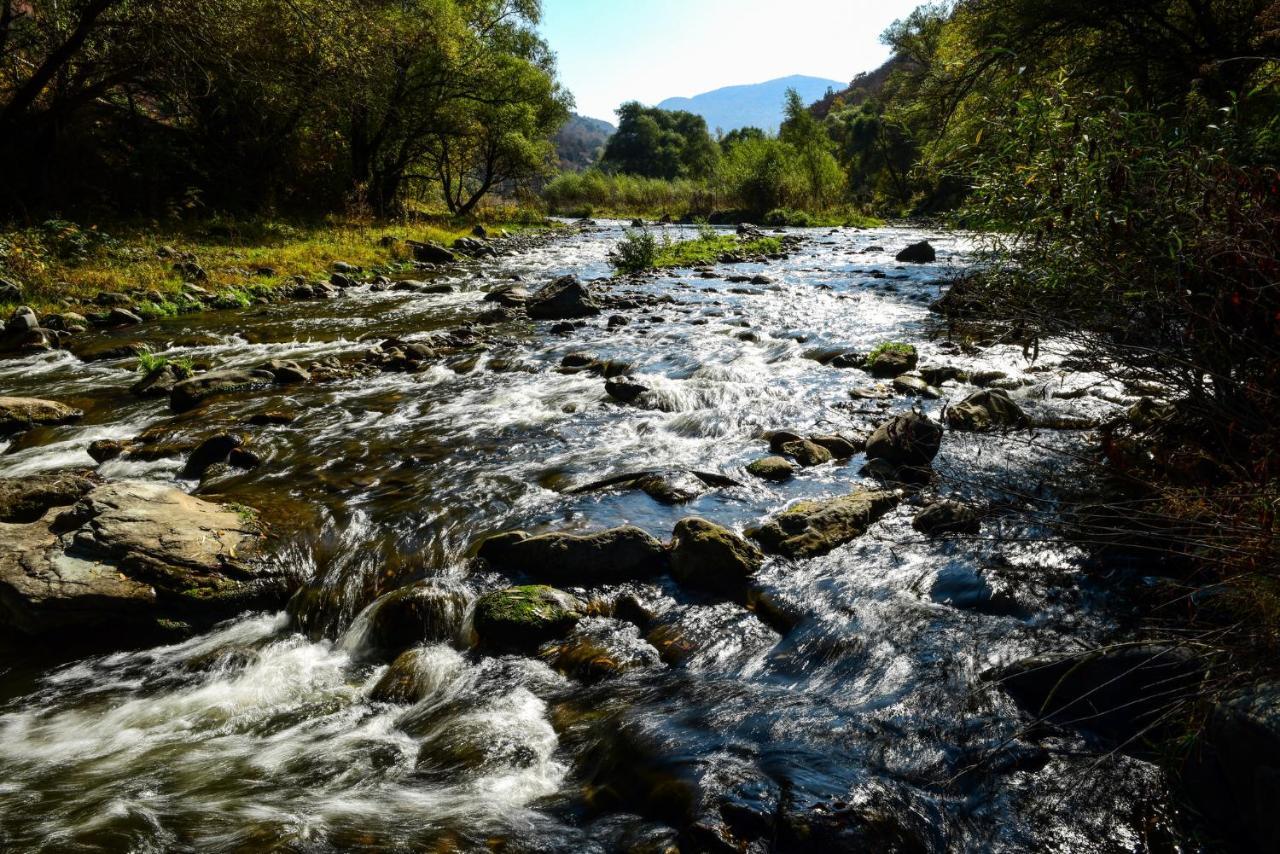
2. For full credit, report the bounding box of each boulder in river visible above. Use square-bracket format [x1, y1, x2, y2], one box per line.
[406, 240, 457, 264]
[605, 376, 648, 403]
[477, 526, 668, 585]
[984, 643, 1205, 743]
[0, 481, 289, 642]
[748, 489, 900, 558]
[526, 275, 600, 320]
[357, 580, 472, 659]
[169, 368, 275, 412]
[746, 456, 795, 481]
[777, 438, 832, 467]
[865, 343, 918, 377]
[945, 388, 1029, 432]
[865, 411, 943, 469]
[130, 363, 187, 399]
[472, 585, 584, 653]
[0, 396, 82, 436]
[895, 241, 936, 263]
[483, 283, 529, 308]
[809, 433, 864, 458]
[912, 499, 980, 537]
[669, 517, 764, 592]
[181, 432, 246, 478]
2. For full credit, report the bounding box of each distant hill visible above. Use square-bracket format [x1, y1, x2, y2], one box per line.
[555, 114, 615, 172]
[810, 57, 907, 118]
[657, 74, 843, 133]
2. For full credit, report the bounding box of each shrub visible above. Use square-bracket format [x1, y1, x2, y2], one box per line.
[612, 229, 658, 272]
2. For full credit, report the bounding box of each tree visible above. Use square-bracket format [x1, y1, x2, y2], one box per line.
[600, 103, 719, 179]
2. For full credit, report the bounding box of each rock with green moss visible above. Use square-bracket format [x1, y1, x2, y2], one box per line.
[473, 585, 584, 653]
[746, 456, 795, 481]
[476, 526, 667, 585]
[169, 368, 275, 413]
[748, 489, 900, 559]
[0, 396, 82, 437]
[669, 517, 764, 592]
[865, 342, 918, 378]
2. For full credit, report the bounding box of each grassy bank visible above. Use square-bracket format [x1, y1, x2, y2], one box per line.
[612, 228, 785, 273]
[0, 214, 550, 314]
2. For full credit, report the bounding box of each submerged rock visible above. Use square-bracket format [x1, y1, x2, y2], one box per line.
[478, 526, 668, 585]
[913, 499, 980, 537]
[0, 396, 82, 436]
[945, 389, 1029, 432]
[543, 616, 661, 682]
[526, 275, 600, 320]
[0, 481, 288, 642]
[169, 368, 275, 412]
[472, 585, 584, 652]
[604, 376, 648, 403]
[748, 489, 899, 558]
[669, 517, 764, 592]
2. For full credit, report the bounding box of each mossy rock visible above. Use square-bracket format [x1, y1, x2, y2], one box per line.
[746, 456, 794, 481]
[473, 585, 584, 653]
[865, 342, 918, 378]
[669, 517, 764, 592]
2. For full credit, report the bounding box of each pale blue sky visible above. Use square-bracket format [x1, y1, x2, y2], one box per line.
[539, 0, 925, 122]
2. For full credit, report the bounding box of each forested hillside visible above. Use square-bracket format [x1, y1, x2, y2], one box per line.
[553, 114, 615, 172]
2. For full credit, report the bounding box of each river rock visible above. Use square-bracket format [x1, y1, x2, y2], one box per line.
[866, 343, 918, 377]
[368, 646, 460, 704]
[669, 517, 764, 592]
[605, 376, 648, 403]
[895, 241, 936, 263]
[913, 499, 980, 536]
[865, 411, 943, 468]
[477, 526, 668, 585]
[544, 616, 661, 682]
[107, 307, 143, 326]
[1183, 682, 1280, 852]
[0, 481, 287, 641]
[406, 241, 457, 263]
[7, 305, 39, 333]
[263, 359, 310, 384]
[181, 432, 245, 478]
[472, 585, 584, 652]
[88, 438, 134, 463]
[358, 580, 472, 659]
[526, 275, 600, 319]
[778, 438, 833, 467]
[748, 489, 900, 558]
[945, 389, 1029, 431]
[0, 472, 96, 523]
[169, 368, 275, 412]
[0, 396, 83, 436]
[809, 433, 864, 458]
[893, 374, 941, 398]
[746, 456, 795, 481]
[130, 363, 186, 398]
[484, 283, 529, 307]
[984, 643, 1205, 742]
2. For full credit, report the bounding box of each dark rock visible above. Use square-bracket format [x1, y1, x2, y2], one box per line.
[181, 432, 244, 478]
[130, 363, 185, 399]
[945, 389, 1029, 431]
[406, 241, 457, 264]
[0, 396, 82, 436]
[778, 438, 833, 467]
[169, 369, 275, 412]
[913, 500, 980, 536]
[809, 433, 863, 458]
[94, 292, 134, 308]
[748, 489, 900, 558]
[829, 352, 865, 369]
[358, 580, 472, 659]
[919, 365, 962, 386]
[526, 275, 600, 320]
[246, 410, 295, 426]
[472, 224, 489, 238]
[895, 241, 936, 263]
[865, 412, 942, 469]
[477, 526, 668, 585]
[483, 283, 529, 307]
[746, 456, 795, 481]
[88, 438, 133, 463]
[669, 518, 764, 592]
[544, 617, 661, 682]
[263, 359, 310, 384]
[0, 279, 21, 304]
[605, 376, 649, 403]
[1183, 682, 1280, 852]
[7, 306, 39, 333]
[607, 314, 629, 328]
[472, 585, 584, 652]
[984, 644, 1205, 743]
[0, 472, 96, 523]
[549, 321, 576, 335]
[227, 448, 260, 470]
[892, 374, 941, 398]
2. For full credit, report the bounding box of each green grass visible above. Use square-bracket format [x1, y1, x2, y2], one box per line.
[136, 349, 194, 375]
[0, 213, 550, 314]
[868, 342, 917, 360]
[611, 229, 786, 272]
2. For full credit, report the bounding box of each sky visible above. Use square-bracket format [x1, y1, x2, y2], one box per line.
[538, 0, 925, 123]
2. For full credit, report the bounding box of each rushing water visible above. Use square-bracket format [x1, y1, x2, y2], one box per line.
[0, 222, 1183, 851]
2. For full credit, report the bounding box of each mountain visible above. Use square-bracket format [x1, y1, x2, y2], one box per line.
[555, 114, 615, 172]
[656, 74, 843, 133]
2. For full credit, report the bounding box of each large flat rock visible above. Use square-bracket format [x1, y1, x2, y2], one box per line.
[0, 481, 291, 642]
[0, 396, 82, 436]
[748, 489, 900, 559]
